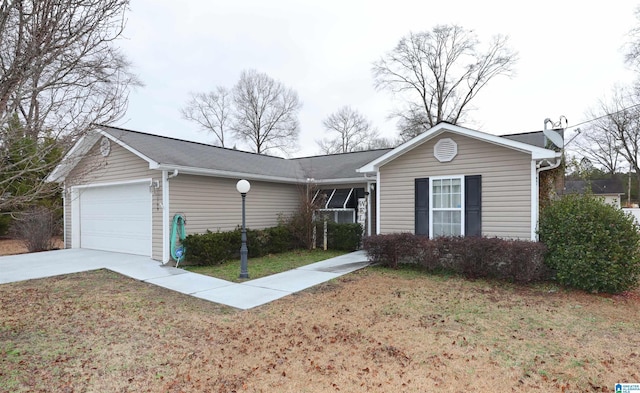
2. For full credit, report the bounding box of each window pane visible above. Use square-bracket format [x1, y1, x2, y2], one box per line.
[337, 210, 354, 224]
[451, 223, 461, 236]
[452, 211, 461, 225]
[433, 194, 442, 208]
[452, 193, 461, 208]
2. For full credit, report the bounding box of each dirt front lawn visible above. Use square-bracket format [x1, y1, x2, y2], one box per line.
[1, 267, 639, 392]
[0, 237, 64, 256]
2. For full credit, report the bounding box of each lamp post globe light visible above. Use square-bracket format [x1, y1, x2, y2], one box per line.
[236, 179, 251, 278]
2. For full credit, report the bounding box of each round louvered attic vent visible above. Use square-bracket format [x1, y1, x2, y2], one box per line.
[434, 138, 457, 162]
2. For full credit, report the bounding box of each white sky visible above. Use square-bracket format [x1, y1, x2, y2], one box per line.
[117, 0, 639, 157]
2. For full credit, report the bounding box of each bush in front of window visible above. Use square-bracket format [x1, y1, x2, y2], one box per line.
[363, 234, 549, 283]
[314, 222, 363, 251]
[538, 193, 640, 293]
[325, 222, 363, 251]
[362, 232, 421, 269]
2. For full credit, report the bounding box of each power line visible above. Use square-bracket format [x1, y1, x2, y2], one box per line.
[566, 103, 640, 130]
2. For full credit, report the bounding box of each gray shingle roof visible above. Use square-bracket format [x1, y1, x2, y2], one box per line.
[100, 126, 389, 182]
[501, 129, 564, 149]
[293, 149, 392, 181]
[564, 179, 625, 195]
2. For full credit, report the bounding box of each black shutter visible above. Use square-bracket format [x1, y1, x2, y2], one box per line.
[415, 178, 429, 236]
[465, 175, 482, 237]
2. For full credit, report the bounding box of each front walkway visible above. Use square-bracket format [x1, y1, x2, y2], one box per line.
[0, 249, 370, 309]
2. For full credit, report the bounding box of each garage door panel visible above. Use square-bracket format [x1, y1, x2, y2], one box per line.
[79, 183, 151, 256]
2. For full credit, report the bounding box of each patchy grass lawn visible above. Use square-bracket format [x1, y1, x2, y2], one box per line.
[184, 249, 348, 282]
[1, 265, 639, 392]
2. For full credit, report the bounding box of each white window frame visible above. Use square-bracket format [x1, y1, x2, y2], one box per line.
[317, 208, 356, 224]
[429, 175, 465, 238]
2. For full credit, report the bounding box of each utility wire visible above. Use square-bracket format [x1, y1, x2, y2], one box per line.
[566, 103, 640, 130]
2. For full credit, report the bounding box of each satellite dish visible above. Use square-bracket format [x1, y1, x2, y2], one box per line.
[543, 117, 564, 149]
[543, 128, 564, 149]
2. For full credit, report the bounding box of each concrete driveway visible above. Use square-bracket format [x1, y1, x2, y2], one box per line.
[0, 249, 370, 310]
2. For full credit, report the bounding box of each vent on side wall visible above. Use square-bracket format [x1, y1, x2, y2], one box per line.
[434, 138, 457, 162]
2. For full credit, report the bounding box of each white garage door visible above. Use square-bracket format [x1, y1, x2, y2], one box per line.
[79, 182, 151, 256]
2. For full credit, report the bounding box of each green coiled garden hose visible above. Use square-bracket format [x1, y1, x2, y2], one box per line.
[171, 213, 186, 267]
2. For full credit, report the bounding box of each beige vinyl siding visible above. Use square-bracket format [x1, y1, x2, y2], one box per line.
[64, 142, 163, 260]
[169, 175, 300, 234]
[379, 132, 532, 239]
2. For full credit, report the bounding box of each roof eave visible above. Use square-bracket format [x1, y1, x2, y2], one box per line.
[311, 177, 372, 185]
[100, 128, 159, 167]
[46, 132, 101, 183]
[155, 164, 302, 184]
[47, 127, 161, 183]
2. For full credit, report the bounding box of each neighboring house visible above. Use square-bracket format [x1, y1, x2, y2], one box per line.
[48, 122, 562, 263]
[563, 179, 625, 208]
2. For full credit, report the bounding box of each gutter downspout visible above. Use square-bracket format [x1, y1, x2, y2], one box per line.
[376, 170, 381, 235]
[532, 157, 562, 240]
[162, 169, 179, 263]
[62, 182, 67, 249]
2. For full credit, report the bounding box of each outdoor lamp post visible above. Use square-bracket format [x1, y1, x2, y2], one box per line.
[236, 179, 251, 278]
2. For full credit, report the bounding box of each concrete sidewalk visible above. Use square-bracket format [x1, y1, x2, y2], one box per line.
[0, 249, 370, 310]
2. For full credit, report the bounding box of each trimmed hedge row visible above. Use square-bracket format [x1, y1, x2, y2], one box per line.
[315, 222, 363, 251]
[363, 234, 549, 283]
[183, 222, 362, 266]
[181, 225, 297, 266]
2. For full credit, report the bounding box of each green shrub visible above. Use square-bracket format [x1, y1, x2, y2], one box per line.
[182, 229, 241, 266]
[326, 222, 362, 251]
[363, 234, 549, 282]
[263, 225, 296, 254]
[182, 224, 297, 266]
[538, 193, 640, 293]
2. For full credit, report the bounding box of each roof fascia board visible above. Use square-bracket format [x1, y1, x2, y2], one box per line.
[357, 123, 559, 173]
[99, 128, 159, 169]
[155, 164, 372, 185]
[311, 177, 370, 185]
[46, 132, 101, 182]
[155, 164, 302, 184]
[47, 127, 160, 182]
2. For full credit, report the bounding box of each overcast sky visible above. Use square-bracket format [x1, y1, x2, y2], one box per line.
[117, 0, 639, 157]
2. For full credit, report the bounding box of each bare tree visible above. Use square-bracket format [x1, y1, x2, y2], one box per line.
[625, 6, 640, 72]
[181, 87, 232, 147]
[0, 0, 140, 211]
[580, 86, 640, 195]
[232, 69, 301, 155]
[372, 25, 517, 140]
[574, 120, 621, 175]
[394, 105, 431, 142]
[317, 106, 380, 154]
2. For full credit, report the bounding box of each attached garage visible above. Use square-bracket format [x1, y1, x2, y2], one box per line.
[49, 126, 391, 262]
[72, 181, 152, 256]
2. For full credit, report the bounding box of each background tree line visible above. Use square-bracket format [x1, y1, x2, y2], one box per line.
[6, 0, 640, 229]
[566, 8, 640, 205]
[0, 0, 139, 212]
[184, 24, 518, 155]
